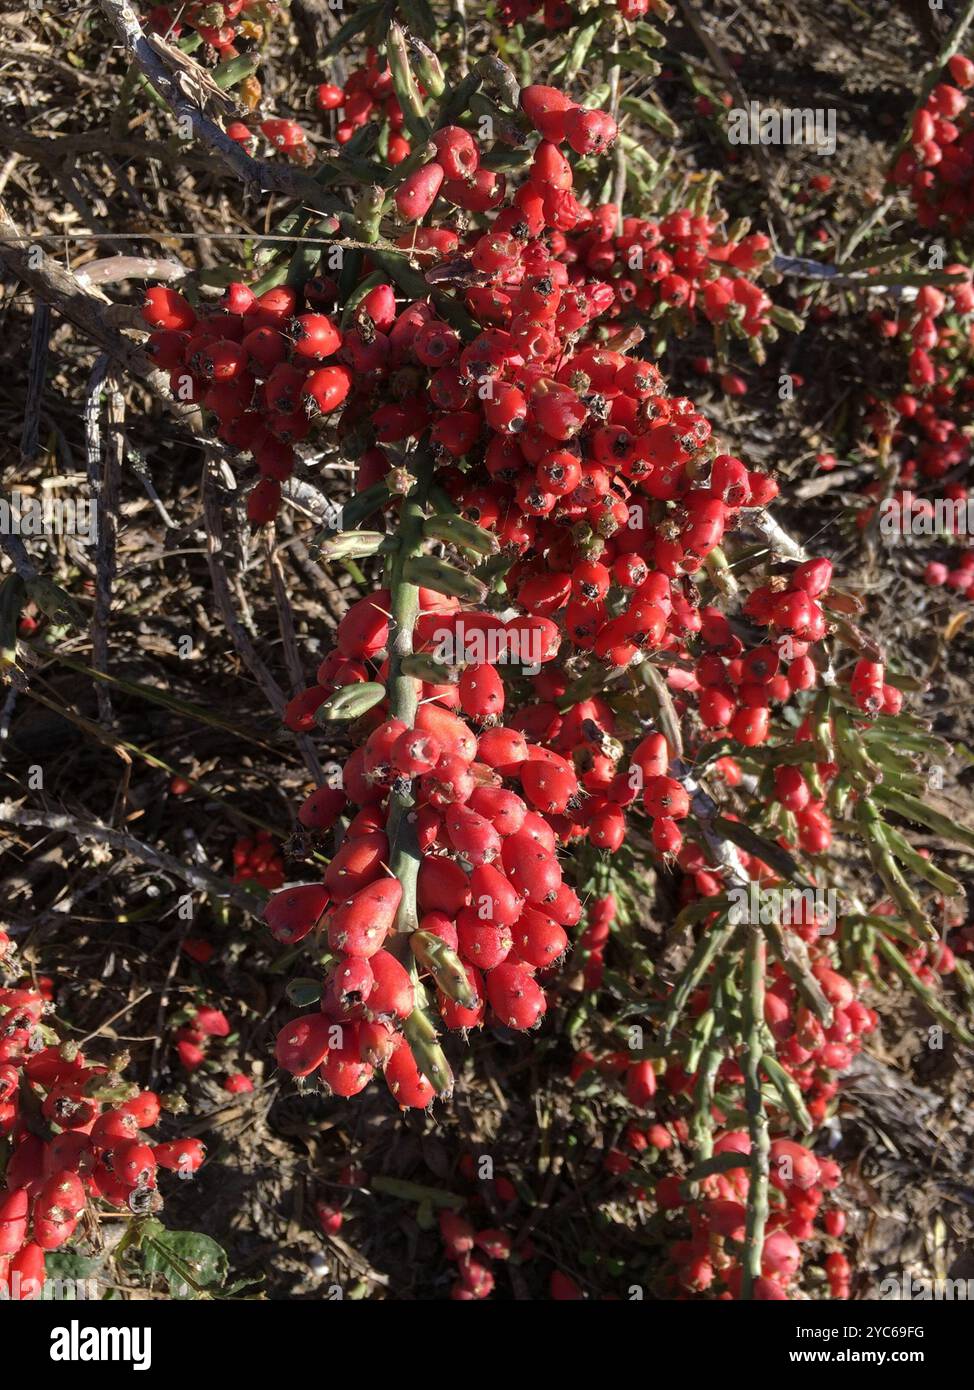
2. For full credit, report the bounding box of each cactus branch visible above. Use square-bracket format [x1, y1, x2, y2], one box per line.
[740, 925, 770, 1299]
[372, 449, 454, 1096]
[384, 455, 432, 935]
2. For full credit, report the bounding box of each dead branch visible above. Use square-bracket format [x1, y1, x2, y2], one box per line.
[0, 803, 263, 916]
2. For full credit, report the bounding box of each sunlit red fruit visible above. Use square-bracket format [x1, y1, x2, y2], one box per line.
[0, 983, 198, 1300]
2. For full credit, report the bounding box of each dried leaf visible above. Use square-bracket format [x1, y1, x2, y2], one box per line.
[145, 33, 240, 119]
[943, 608, 969, 643]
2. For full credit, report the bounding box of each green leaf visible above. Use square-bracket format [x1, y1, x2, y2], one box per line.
[550, 18, 600, 84]
[620, 95, 680, 141]
[315, 680, 387, 724]
[761, 1054, 813, 1133]
[614, 51, 663, 79]
[370, 1175, 467, 1209]
[26, 577, 85, 630]
[633, 22, 667, 48]
[142, 1230, 229, 1299]
[875, 785, 974, 851]
[0, 573, 26, 667]
[43, 1252, 106, 1299]
[286, 978, 323, 1007]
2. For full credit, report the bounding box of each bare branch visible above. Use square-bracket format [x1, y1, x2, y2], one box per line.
[0, 803, 263, 916]
[84, 358, 123, 725]
[77, 256, 190, 288]
[19, 299, 50, 463]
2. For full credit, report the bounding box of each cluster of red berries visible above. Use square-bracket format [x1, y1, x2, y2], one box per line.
[721, 906, 873, 1093]
[868, 898, 961, 979]
[845, 657, 900, 717]
[144, 0, 271, 56]
[719, 750, 836, 857]
[265, 558, 857, 1114]
[0, 983, 203, 1300]
[866, 273, 974, 437]
[571, 1044, 855, 1298]
[313, 1155, 585, 1298]
[428, 1155, 591, 1300]
[924, 548, 974, 599]
[438, 1208, 515, 1300]
[172, 1002, 231, 1072]
[900, 935, 958, 981]
[228, 116, 312, 164]
[141, 279, 349, 524]
[946, 899, 974, 958]
[655, 1132, 848, 1298]
[568, 207, 775, 347]
[145, 2, 311, 161]
[857, 272, 974, 581]
[316, 53, 410, 163]
[232, 829, 285, 889]
[891, 55, 974, 231]
[380, 86, 617, 241]
[672, 872, 875, 1111]
[143, 76, 784, 524]
[251, 78, 889, 1120]
[567, 810, 877, 1298]
[133, 44, 963, 1302]
[269, 586, 585, 1108]
[650, 553, 835, 735]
